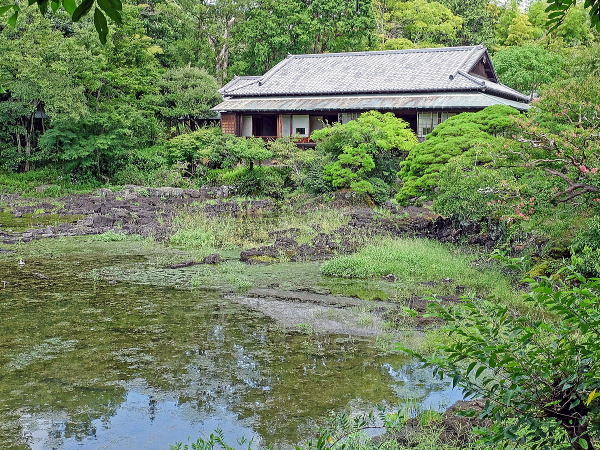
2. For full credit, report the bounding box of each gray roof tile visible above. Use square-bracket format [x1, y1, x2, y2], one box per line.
[221, 46, 529, 102]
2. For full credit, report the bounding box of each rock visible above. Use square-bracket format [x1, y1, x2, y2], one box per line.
[32, 272, 49, 279]
[91, 214, 115, 228]
[154, 187, 184, 198]
[382, 274, 398, 282]
[95, 188, 113, 198]
[168, 261, 200, 269]
[202, 253, 222, 264]
[200, 185, 237, 199]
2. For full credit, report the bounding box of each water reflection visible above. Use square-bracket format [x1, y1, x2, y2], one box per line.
[0, 253, 461, 449]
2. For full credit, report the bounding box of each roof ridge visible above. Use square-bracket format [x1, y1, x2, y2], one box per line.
[449, 45, 484, 80]
[286, 45, 480, 59]
[456, 70, 486, 87]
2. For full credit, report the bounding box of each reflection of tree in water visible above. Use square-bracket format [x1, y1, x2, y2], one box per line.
[0, 255, 454, 448]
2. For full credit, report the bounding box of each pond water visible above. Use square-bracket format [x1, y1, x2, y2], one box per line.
[0, 249, 462, 449]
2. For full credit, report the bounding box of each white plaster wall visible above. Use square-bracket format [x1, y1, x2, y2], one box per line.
[292, 115, 309, 137]
[281, 115, 292, 137]
[241, 115, 253, 137]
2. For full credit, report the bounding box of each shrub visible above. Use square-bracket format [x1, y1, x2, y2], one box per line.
[218, 166, 287, 198]
[367, 177, 391, 204]
[397, 105, 520, 204]
[165, 127, 232, 176]
[572, 217, 600, 253]
[300, 153, 336, 195]
[224, 136, 273, 170]
[406, 271, 600, 449]
[112, 145, 169, 186]
[312, 111, 417, 196]
[270, 139, 335, 193]
[570, 217, 600, 277]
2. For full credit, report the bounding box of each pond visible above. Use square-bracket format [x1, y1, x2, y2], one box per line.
[0, 247, 462, 449]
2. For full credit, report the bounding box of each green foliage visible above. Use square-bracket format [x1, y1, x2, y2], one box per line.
[545, 0, 600, 34]
[570, 217, 600, 277]
[271, 139, 335, 193]
[516, 76, 600, 205]
[313, 111, 417, 197]
[406, 271, 600, 449]
[224, 136, 273, 170]
[397, 105, 520, 204]
[324, 144, 376, 193]
[165, 127, 231, 176]
[219, 166, 287, 198]
[320, 237, 519, 304]
[504, 12, 536, 45]
[156, 66, 222, 128]
[231, 0, 377, 76]
[383, 0, 464, 46]
[493, 45, 565, 96]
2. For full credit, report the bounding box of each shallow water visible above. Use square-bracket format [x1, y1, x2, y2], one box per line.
[0, 248, 462, 449]
[0, 211, 82, 233]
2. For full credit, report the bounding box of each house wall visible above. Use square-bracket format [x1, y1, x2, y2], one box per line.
[291, 115, 309, 137]
[220, 113, 238, 135]
[281, 115, 292, 136]
[221, 109, 466, 141]
[241, 115, 253, 136]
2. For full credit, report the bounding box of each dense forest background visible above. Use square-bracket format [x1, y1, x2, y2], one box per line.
[0, 0, 597, 182]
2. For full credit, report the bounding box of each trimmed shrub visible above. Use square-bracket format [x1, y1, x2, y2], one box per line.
[312, 111, 417, 195]
[397, 105, 520, 204]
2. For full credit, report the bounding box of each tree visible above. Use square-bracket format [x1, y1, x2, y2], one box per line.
[312, 110, 417, 195]
[230, 0, 314, 76]
[436, 0, 498, 46]
[528, 0, 548, 28]
[492, 45, 565, 97]
[225, 136, 272, 170]
[553, 3, 596, 46]
[157, 66, 222, 134]
[397, 105, 520, 204]
[383, 0, 463, 46]
[307, 0, 377, 53]
[514, 76, 600, 205]
[231, 0, 376, 76]
[546, 0, 600, 33]
[504, 12, 536, 45]
[0, 10, 89, 171]
[37, 5, 165, 180]
[0, 0, 123, 44]
[405, 271, 600, 449]
[495, 0, 518, 44]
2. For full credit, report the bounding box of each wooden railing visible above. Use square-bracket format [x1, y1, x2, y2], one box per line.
[253, 136, 314, 143]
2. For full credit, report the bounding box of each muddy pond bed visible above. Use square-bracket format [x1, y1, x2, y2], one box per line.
[0, 238, 463, 449]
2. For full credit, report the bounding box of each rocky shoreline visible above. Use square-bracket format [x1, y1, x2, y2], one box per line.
[0, 185, 498, 254]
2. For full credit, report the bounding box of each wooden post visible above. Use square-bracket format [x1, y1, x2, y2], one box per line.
[277, 114, 282, 138]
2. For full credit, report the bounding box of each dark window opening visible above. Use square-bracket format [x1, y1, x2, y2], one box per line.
[252, 115, 277, 137]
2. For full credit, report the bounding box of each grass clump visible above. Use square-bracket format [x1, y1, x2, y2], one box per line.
[169, 206, 349, 251]
[321, 238, 519, 305]
[92, 231, 144, 242]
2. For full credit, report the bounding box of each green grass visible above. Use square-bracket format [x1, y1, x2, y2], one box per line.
[321, 237, 521, 306]
[0, 169, 103, 197]
[169, 206, 349, 251]
[92, 231, 144, 242]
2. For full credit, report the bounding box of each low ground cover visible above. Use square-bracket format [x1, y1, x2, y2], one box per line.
[321, 237, 520, 307]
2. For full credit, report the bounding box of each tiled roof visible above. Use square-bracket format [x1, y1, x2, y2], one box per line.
[221, 46, 529, 102]
[213, 92, 530, 113]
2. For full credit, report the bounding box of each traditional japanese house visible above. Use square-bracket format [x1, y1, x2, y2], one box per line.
[212, 45, 530, 143]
